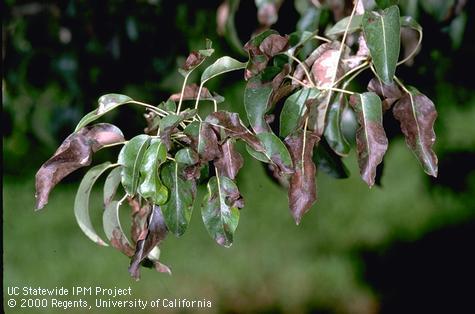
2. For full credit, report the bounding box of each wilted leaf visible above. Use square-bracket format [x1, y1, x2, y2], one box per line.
[201, 175, 243, 247]
[103, 200, 135, 257]
[363, 6, 401, 84]
[201, 56, 247, 84]
[129, 205, 168, 280]
[138, 140, 169, 205]
[324, 98, 351, 156]
[160, 161, 196, 237]
[393, 86, 438, 177]
[179, 41, 215, 76]
[280, 87, 319, 137]
[311, 44, 348, 88]
[168, 84, 224, 103]
[214, 139, 244, 180]
[246, 132, 294, 175]
[244, 29, 278, 79]
[367, 77, 403, 111]
[75, 94, 133, 131]
[244, 76, 273, 133]
[35, 123, 125, 210]
[325, 14, 363, 37]
[158, 109, 197, 149]
[103, 166, 123, 207]
[313, 140, 350, 179]
[146, 246, 172, 275]
[259, 34, 288, 57]
[350, 92, 388, 187]
[285, 130, 319, 225]
[74, 162, 115, 246]
[118, 135, 151, 195]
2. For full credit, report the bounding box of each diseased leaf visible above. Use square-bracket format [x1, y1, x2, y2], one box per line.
[201, 56, 247, 84]
[259, 34, 288, 57]
[280, 87, 319, 137]
[118, 135, 151, 195]
[103, 200, 135, 257]
[367, 77, 403, 111]
[179, 41, 214, 76]
[244, 76, 273, 133]
[103, 166, 123, 207]
[160, 161, 196, 237]
[285, 130, 319, 225]
[244, 29, 278, 79]
[168, 84, 224, 103]
[313, 140, 350, 179]
[324, 98, 351, 156]
[74, 162, 115, 246]
[129, 205, 168, 280]
[393, 86, 438, 177]
[138, 140, 169, 205]
[158, 109, 197, 149]
[145, 245, 172, 275]
[216, 0, 245, 54]
[75, 94, 132, 131]
[175, 148, 200, 165]
[363, 6, 401, 84]
[201, 175, 243, 247]
[246, 132, 294, 175]
[325, 15, 363, 37]
[350, 92, 388, 187]
[214, 139, 244, 180]
[35, 123, 125, 210]
[255, 0, 283, 27]
[311, 43, 349, 88]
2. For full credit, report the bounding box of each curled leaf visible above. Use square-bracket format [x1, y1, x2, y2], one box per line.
[138, 140, 169, 205]
[367, 77, 403, 111]
[393, 87, 438, 177]
[201, 56, 247, 84]
[118, 135, 151, 195]
[35, 123, 125, 210]
[244, 75, 273, 133]
[75, 95, 132, 131]
[259, 34, 288, 57]
[246, 132, 294, 175]
[244, 29, 278, 79]
[103, 200, 135, 257]
[324, 98, 351, 156]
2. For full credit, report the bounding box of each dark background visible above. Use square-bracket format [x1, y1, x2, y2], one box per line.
[3, 1, 475, 313]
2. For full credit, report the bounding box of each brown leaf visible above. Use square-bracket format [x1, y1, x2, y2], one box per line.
[393, 88, 438, 177]
[110, 228, 135, 257]
[199, 122, 221, 162]
[129, 205, 168, 280]
[259, 34, 288, 57]
[293, 42, 340, 85]
[35, 123, 124, 210]
[285, 130, 319, 225]
[214, 139, 244, 180]
[257, 1, 283, 27]
[168, 84, 214, 102]
[311, 42, 350, 88]
[216, 1, 230, 35]
[368, 78, 403, 111]
[183, 51, 205, 71]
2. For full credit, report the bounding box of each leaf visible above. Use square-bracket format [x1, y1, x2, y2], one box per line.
[280, 87, 319, 137]
[216, 0, 245, 55]
[35, 123, 125, 210]
[168, 84, 224, 103]
[244, 76, 273, 133]
[255, 0, 283, 27]
[367, 77, 403, 111]
[138, 140, 169, 205]
[160, 162, 196, 237]
[363, 5, 401, 84]
[75, 94, 132, 131]
[179, 41, 215, 76]
[284, 130, 319, 225]
[350, 92, 388, 187]
[201, 175, 243, 247]
[200, 56, 247, 84]
[244, 29, 278, 79]
[158, 109, 197, 149]
[400, 16, 422, 32]
[118, 135, 151, 195]
[259, 34, 288, 57]
[186, 121, 221, 162]
[375, 0, 398, 9]
[74, 162, 115, 246]
[175, 148, 200, 165]
[393, 86, 438, 177]
[325, 15, 364, 37]
[214, 139, 244, 180]
[313, 140, 350, 179]
[103, 166, 123, 207]
[103, 200, 135, 257]
[246, 132, 293, 175]
[311, 44, 349, 88]
[129, 205, 168, 280]
[324, 98, 351, 156]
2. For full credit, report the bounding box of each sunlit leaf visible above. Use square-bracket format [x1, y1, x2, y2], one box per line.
[325, 15, 363, 37]
[201, 175, 243, 247]
[201, 56, 247, 84]
[138, 140, 169, 205]
[118, 135, 151, 195]
[280, 87, 319, 137]
[179, 40, 214, 76]
[175, 148, 200, 165]
[103, 200, 135, 257]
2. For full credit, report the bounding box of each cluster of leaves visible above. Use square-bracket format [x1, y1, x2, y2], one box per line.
[35, 0, 438, 279]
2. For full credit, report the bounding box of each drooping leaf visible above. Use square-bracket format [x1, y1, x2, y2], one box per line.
[280, 87, 319, 137]
[325, 15, 364, 37]
[393, 86, 438, 177]
[145, 245, 172, 275]
[367, 77, 403, 111]
[118, 135, 151, 195]
[75, 94, 133, 131]
[103, 166, 123, 207]
[259, 34, 288, 57]
[103, 200, 135, 257]
[74, 162, 115, 246]
[138, 140, 169, 205]
[246, 132, 293, 175]
[179, 40, 214, 76]
[201, 175, 243, 247]
[214, 139, 244, 180]
[363, 5, 401, 84]
[313, 140, 350, 179]
[201, 56, 247, 84]
[158, 109, 197, 149]
[244, 76, 273, 133]
[35, 123, 125, 210]
[160, 161, 196, 237]
[350, 92, 388, 187]
[168, 84, 224, 103]
[311, 43, 349, 88]
[184, 121, 221, 162]
[324, 98, 351, 156]
[129, 205, 168, 280]
[244, 29, 278, 79]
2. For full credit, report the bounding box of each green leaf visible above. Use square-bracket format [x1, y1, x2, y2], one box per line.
[74, 162, 115, 246]
[75, 94, 133, 131]
[201, 175, 242, 247]
[246, 132, 293, 174]
[175, 148, 199, 165]
[103, 200, 134, 257]
[280, 87, 319, 137]
[313, 142, 350, 179]
[375, 0, 398, 9]
[160, 162, 195, 237]
[118, 135, 151, 195]
[138, 140, 169, 205]
[393, 86, 438, 177]
[363, 6, 401, 84]
[351, 92, 388, 187]
[159, 109, 197, 148]
[201, 56, 247, 84]
[325, 15, 363, 37]
[103, 166, 123, 207]
[324, 99, 351, 156]
[244, 76, 273, 133]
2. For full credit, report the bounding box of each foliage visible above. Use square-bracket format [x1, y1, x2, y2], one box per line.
[33, 0, 465, 279]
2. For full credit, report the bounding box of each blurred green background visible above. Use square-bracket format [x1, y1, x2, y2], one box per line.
[3, 1, 475, 313]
